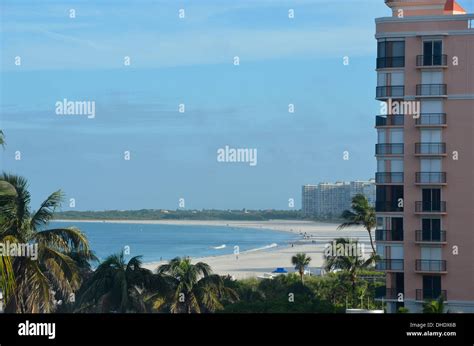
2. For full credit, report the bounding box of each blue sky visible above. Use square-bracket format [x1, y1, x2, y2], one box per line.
[1, 0, 473, 211]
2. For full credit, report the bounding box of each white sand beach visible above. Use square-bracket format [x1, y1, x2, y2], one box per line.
[58, 219, 369, 279]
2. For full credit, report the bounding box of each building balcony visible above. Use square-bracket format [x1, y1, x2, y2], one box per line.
[375, 115, 404, 127]
[377, 56, 405, 69]
[415, 230, 447, 244]
[416, 289, 447, 301]
[416, 55, 448, 68]
[375, 229, 404, 241]
[376, 86, 405, 100]
[415, 113, 447, 127]
[415, 201, 447, 214]
[415, 143, 446, 156]
[376, 201, 403, 213]
[375, 143, 404, 156]
[375, 287, 404, 300]
[415, 172, 447, 185]
[375, 172, 404, 184]
[376, 259, 404, 271]
[416, 84, 447, 97]
[415, 260, 447, 273]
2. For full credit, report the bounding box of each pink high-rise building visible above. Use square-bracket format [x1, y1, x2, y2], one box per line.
[374, 0, 474, 312]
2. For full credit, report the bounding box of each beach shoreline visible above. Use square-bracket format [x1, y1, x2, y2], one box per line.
[53, 219, 368, 279]
[52, 218, 341, 234]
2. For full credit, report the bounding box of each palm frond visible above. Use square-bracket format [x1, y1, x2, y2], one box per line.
[0, 130, 5, 148]
[30, 190, 63, 230]
[34, 227, 91, 254]
[0, 254, 15, 302]
[40, 247, 81, 292]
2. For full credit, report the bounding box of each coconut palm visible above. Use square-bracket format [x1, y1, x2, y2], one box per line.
[76, 252, 156, 313]
[152, 257, 238, 313]
[291, 253, 311, 284]
[0, 173, 93, 312]
[422, 296, 446, 313]
[338, 194, 377, 254]
[324, 238, 377, 291]
[0, 179, 16, 300]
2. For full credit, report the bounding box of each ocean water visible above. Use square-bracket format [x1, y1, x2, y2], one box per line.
[50, 221, 299, 263]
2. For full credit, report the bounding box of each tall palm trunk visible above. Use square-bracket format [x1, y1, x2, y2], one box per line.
[366, 227, 376, 254]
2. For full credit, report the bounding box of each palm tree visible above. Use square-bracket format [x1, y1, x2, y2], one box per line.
[291, 253, 311, 284]
[0, 179, 16, 300]
[423, 296, 446, 313]
[0, 130, 5, 148]
[152, 257, 238, 313]
[338, 194, 377, 254]
[0, 173, 94, 312]
[76, 252, 155, 313]
[324, 238, 377, 291]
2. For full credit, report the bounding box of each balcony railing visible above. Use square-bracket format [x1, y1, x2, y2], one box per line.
[375, 143, 404, 155]
[375, 115, 404, 127]
[415, 201, 447, 213]
[415, 230, 447, 243]
[376, 201, 403, 213]
[376, 86, 405, 98]
[377, 56, 405, 69]
[416, 54, 448, 67]
[415, 172, 447, 184]
[375, 172, 404, 184]
[376, 259, 404, 271]
[375, 229, 404, 241]
[416, 289, 447, 301]
[415, 143, 446, 155]
[415, 260, 447, 272]
[415, 113, 447, 126]
[375, 287, 405, 300]
[416, 84, 447, 96]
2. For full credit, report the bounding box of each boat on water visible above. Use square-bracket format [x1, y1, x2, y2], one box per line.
[212, 244, 226, 250]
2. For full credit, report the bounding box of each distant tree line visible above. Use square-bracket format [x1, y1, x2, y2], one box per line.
[53, 209, 344, 223]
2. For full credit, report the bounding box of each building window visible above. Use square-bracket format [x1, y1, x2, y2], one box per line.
[419, 218, 444, 242]
[420, 129, 442, 143]
[420, 158, 441, 172]
[421, 100, 443, 113]
[377, 129, 387, 143]
[391, 159, 404, 172]
[422, 40, 443, 66]
[377, 40, 405, 68]
[421, 71, 443, 85]
[376, 72, 405, 98]
[419, 188, 444, 212]
[422, 276, 442, 299]
[376, 185, 404, 212]
[390, 128, 404, 143]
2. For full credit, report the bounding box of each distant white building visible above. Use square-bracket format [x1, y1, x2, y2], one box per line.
[350, 179, 376, 206]
[301, 185, 318, 215]
[302, 179, 375, 217]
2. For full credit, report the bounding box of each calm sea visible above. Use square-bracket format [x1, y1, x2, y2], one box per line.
[50, 221, 299, 263]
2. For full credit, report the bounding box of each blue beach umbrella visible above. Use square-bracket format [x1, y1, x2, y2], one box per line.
[272, 267, 288, 274]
